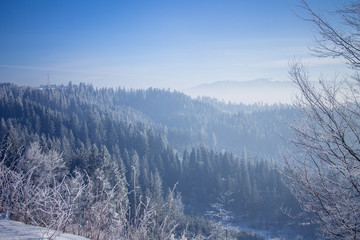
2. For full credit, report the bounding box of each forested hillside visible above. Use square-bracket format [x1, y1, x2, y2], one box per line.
[0, 83, 313, 239]
[94, 86, 295, 157]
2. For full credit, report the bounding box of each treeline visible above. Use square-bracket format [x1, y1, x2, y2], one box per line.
[0, 82, 294, 157]
[0, 83, 311, 238]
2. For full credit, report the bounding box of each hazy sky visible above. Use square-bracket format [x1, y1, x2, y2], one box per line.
[0, 0, 348, 90]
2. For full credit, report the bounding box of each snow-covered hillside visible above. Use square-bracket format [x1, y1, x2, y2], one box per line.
[0, 217, 89, 240]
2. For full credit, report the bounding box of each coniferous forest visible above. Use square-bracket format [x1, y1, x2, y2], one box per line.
[2, 0, 360, 239]
[0, 83, 315, 239]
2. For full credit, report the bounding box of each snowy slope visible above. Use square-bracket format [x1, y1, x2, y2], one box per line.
[0, 218, 89, 240]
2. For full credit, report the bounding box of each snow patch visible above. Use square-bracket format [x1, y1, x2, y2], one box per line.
[0, 216, 89, 240]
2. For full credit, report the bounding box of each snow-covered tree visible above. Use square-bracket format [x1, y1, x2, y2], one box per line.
[285, 1, 360, 239]
[206, 191, 234, 240]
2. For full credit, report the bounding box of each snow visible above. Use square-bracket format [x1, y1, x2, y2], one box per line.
[0, 215, 89, 240]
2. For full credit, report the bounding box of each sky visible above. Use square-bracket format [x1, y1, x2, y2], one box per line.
[0, 0, 349, 91]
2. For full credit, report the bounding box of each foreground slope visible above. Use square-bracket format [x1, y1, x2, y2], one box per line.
[0, 217, 89, 240]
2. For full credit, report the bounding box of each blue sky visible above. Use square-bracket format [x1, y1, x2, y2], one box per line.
[0, 0, 347, 90]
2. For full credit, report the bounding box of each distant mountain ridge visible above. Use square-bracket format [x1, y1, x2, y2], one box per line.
[183, 78, 298, 104]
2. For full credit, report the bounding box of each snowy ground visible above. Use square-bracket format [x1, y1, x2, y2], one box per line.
[0, 215, 89, 240]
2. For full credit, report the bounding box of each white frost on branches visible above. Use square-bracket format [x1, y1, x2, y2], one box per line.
[285, 1, 360, 239]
